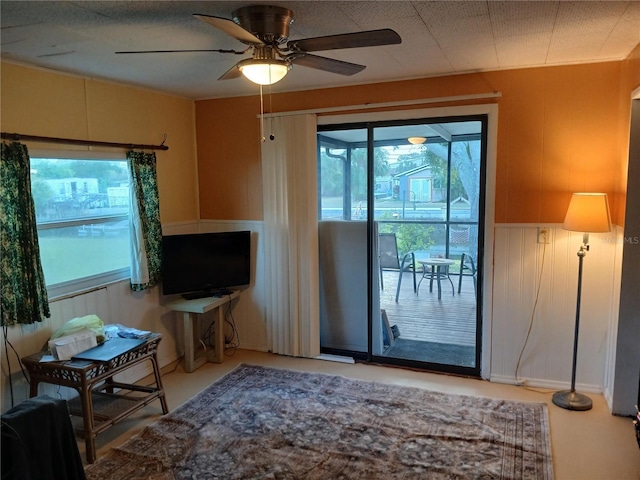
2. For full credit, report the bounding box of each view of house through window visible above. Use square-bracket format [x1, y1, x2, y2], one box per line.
[30, 155, 131, 294]
[317, 117, 485, 376]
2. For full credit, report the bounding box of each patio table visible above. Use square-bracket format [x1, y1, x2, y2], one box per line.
[417, 258, 456, 300]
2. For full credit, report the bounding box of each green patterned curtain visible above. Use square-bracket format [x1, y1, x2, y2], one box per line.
[0, 142, 50, 326]
[127, 150, 163, 291]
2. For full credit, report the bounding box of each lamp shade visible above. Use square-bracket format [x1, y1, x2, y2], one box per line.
[238, 59, 290, 85]
[563, 193, 611, 233]
[407, 136, 427, 145]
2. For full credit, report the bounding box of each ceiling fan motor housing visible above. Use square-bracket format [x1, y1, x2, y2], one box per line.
[232, 5, 294, 45]
[252, 45, 280, 61]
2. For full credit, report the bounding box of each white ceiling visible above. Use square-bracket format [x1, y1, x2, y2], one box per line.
[1, 1, 639, 100]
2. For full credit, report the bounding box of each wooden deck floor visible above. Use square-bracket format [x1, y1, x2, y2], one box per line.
[379, 269, 477, 347]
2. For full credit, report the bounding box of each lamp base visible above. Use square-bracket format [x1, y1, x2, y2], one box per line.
[552, 390, 593, 411]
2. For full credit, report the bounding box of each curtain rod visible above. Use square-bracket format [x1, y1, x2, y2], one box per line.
[1, 132, 169, 151]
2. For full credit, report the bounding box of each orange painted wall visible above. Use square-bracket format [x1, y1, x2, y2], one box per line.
[1, 62, 199, 224]
[196, 61, 628, 224]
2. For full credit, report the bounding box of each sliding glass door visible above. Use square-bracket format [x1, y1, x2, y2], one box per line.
[318, 116, 486, 376]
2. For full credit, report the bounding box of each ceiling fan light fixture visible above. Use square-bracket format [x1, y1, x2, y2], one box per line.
[238, 59, 290, 85]
[408, 136, 427, 145]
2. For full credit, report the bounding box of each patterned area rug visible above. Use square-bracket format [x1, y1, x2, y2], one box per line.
[85, 364, 554, 479]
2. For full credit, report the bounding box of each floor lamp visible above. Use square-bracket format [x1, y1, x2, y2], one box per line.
[553, 193, 611, 411]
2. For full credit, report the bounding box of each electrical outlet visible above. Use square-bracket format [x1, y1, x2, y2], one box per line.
[537, 227, 550, 244]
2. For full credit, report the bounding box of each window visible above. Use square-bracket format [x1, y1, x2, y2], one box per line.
[318, 121, 483, 260]
[30, 153, 131, 298]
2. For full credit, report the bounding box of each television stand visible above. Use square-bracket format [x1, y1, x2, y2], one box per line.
[166, 290, 241, 372]
[182, 289, 234, 300]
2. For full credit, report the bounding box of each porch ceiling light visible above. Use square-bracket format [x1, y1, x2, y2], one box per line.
[408, 136, 427, 145]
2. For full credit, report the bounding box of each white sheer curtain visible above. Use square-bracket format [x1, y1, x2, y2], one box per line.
[261, 113, 320, 357]
[128, 189, 148, 286]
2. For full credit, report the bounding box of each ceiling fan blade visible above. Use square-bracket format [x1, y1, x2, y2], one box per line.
[287, 29, 401, 52]
[116, 48, 247, 54]
[193, 14, 264, 45]
[290, 54, 366, 76]
[218, 63, 243, 81]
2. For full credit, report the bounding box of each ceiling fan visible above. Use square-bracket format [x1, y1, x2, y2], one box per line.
[116, 5, 402, 85]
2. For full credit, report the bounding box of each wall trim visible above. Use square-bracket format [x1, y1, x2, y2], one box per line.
[495, 223, 564, 228]
[260, 92, 502, 118]
[199, 219, 264, 229]
[490, 375, 603, 394]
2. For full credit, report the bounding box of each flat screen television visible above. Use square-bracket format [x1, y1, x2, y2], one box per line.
[161, 230, 251, 298]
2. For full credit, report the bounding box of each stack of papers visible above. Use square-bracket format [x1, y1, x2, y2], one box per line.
[117, 327, 152, 340]
[104, 324, 153, 340]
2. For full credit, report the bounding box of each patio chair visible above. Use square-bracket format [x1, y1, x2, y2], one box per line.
[378, 233, 417, 302]
[458, 252, 477, 297]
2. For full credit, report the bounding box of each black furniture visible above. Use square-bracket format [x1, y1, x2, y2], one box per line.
[1, 395, 86, 480]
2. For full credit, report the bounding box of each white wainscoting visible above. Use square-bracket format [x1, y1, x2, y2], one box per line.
[490, 223, 622, 397]
[2, 220, 623, 412]
[197, 220, 267, 353]
[0, 219, 267, 412]
[1, 279, 182, 411]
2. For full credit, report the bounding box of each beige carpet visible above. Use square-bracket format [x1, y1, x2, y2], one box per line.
[85, 364, 554, 479]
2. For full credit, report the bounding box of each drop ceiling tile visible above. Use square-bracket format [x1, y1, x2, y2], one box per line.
[601, 28, 640, 58]
[443, 47, 499, 72]
[332, 1, 417, 27]
[381, 44, 453, 78]
[495, 34, 550, 66]
[553, 1, 629, 37]
[394, 23, 439, 48]
[426, 14, 494, 47]
[2, 24, 91, 57]
[286, 2, 363, 38]
[488, 1, 558, 37]
[549, 32, 605, 54]
[414, 1, 490, 22]
[547, 43, 603, 64]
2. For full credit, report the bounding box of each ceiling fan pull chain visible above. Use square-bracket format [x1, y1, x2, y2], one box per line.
[268, 84, 275, 141]
[260, 84, 266, 143]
